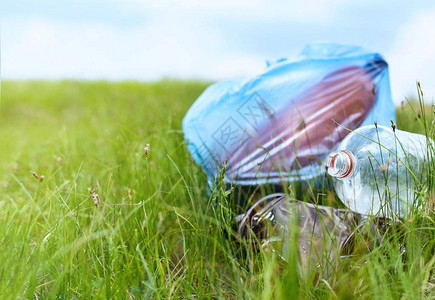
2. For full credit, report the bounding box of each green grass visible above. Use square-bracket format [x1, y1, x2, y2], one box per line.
[0, 80, 434, 299]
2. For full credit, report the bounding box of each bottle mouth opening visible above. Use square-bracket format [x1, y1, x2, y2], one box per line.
[326, 150, 356, 179]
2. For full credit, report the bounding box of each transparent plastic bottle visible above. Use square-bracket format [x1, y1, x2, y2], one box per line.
[326, 125, 430, 217]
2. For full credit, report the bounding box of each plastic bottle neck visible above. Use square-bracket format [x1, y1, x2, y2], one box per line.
[326, 150, 357, 180]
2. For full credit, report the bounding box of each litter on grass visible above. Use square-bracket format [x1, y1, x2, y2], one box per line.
[181, 44, 423, 276]
[236, 193, 402, 278]
[183, 43, 395, 188]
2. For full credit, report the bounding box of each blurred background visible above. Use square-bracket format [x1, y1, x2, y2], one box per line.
[2, 0, 435, 105]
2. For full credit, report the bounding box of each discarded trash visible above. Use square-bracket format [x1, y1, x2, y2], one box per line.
[237, 193, 391, 277]
[183, 43, 395, 188]
[326, 124, 430, 217]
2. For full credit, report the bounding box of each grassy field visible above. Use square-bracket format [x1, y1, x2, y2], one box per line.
[0, 80, 434, 299]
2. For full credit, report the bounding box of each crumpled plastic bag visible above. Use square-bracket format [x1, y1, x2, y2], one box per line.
[183, 43, 395, 187]
[236, 193, 398, 278]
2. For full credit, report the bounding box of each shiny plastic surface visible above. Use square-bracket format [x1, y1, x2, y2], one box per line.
[236, 193, 390, 277]
[328, 125, 430, 217]
[183, 44, 396, 186]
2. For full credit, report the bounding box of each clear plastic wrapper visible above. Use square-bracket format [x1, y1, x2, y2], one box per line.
[236, 193, 397, 278]
[183, 44, 395, 186]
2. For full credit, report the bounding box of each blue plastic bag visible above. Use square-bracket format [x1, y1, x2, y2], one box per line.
[182, 44, 395, 187]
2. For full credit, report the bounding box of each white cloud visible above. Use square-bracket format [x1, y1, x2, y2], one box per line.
[108, 0, 345, 23]
[387, 9, 435, 104]
[3, 0, 435, 108]
[2, 16, 265, 80]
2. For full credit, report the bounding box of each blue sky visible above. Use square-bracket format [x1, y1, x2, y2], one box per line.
[2, 0, 435, 104]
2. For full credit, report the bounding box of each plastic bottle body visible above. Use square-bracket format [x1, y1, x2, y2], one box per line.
[327, 125, 429, 217]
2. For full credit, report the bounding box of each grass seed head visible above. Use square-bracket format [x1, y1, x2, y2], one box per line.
[92, 193, 100, 207]
[144, 144, 150, 158]
[54, 156, 62, 164]
[89, 183, 100, 207]
[417, 81, 423, 97]
[378, 158, 391, 173]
